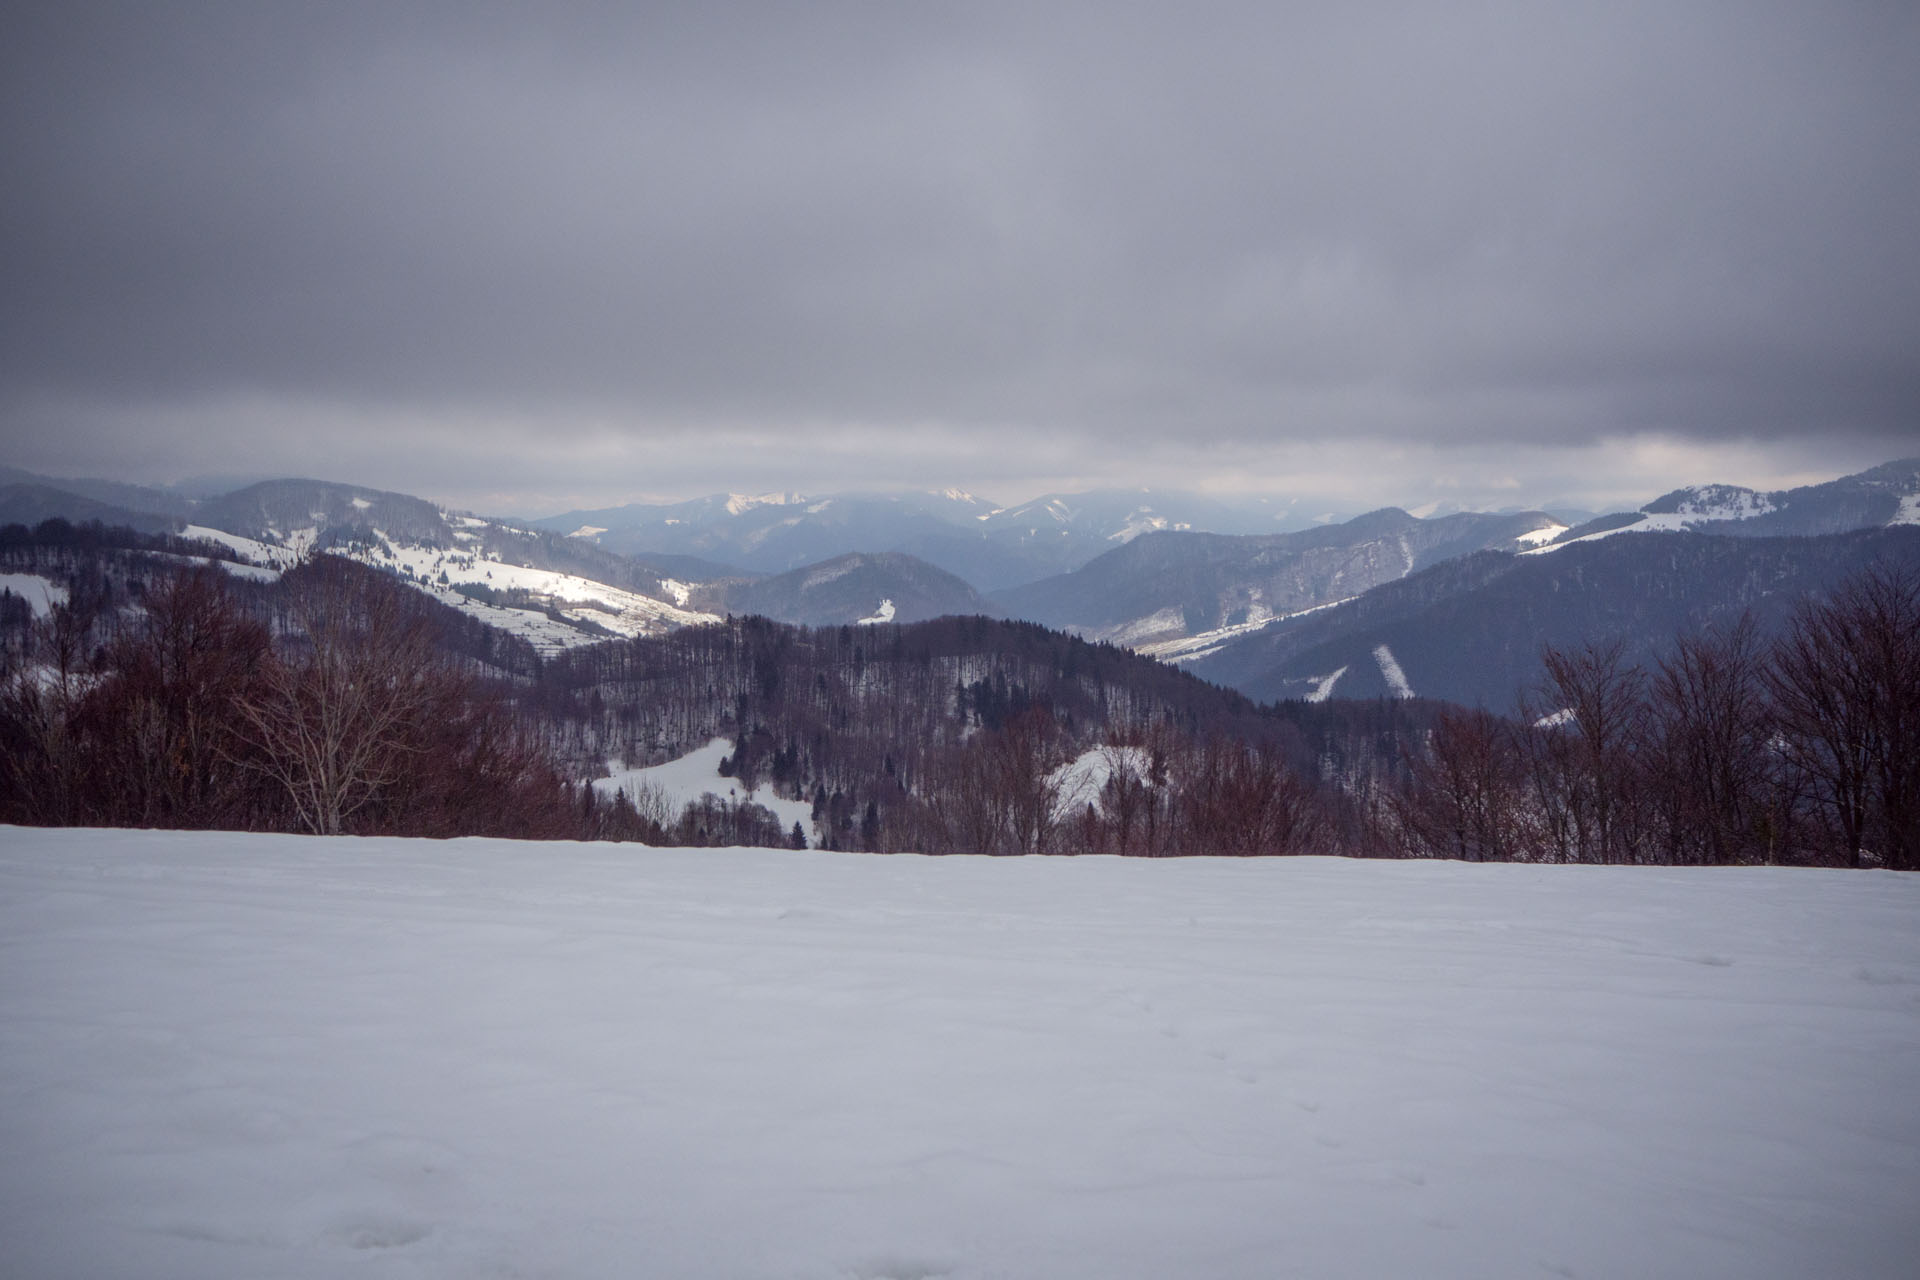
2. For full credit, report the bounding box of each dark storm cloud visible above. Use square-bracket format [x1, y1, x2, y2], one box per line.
[2, 1, 1916, 508]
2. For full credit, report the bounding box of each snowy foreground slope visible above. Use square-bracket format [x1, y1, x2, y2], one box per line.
[2, 831, 1916, 1280]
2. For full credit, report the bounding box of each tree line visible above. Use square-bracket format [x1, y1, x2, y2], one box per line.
[1, 554, 571, 837]
[3, 520, 1915, 867]
[1391, 564, 1919, 868]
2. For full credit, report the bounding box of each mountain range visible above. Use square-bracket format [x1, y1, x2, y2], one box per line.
[533, 487, 1336, 591]
[4, 457, 1916, 708]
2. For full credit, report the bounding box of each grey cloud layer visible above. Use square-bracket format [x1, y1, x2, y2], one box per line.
[3, 2, 1916, 504]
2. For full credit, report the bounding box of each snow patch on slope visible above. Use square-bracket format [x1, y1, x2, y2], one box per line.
[802, 560, 861, 589]
[1665, 486, 1776, 520]
[359, 531, 719, 653]
[595, 738, 812, 842]
[0, 573, 67, 618]
[1139, 596, 1360, 665]
[1103, 608, 1187, 647]
[1514, 522, 1568, 547]
[1522, 512, 1694, 554]
[1106, 511, 1189, 542]
[182, 521, 714, 654]
[1046, 745, 1152, 820]
[1307, 666, 1348, 702]
[1524, 486, 1785, 555]
[1374, 644, 1414, 698]
[725, 492, 804, 517]
[183, 525, 302, 569]
[856, 599, 896, 625]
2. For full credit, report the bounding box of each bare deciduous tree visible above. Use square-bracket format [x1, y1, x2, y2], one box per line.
[1523, 640, 1650, 864]
[238, 559, 450, 836]
[1769, 564, 1920, 869]
[1395, 707, 1533, 862]
[1647, 615, 1781, 865]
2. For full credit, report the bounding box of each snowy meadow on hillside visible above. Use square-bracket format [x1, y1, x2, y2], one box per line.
[3, 829, 1916, 1279]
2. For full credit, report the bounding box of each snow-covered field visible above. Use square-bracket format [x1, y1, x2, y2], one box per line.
[596, 738, 816, 843]
[2, 830, 1916, 1280]
[0, 572, 68, 617]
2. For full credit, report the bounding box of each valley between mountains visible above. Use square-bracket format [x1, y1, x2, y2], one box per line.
[3, 457, 1917, 865]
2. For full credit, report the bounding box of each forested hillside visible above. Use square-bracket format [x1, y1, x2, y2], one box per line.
[4, 518, 1916, 869]
[1190, 527, 1920, 706]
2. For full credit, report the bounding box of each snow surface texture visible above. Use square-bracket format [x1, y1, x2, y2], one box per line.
[3, 832, 1916, 1280]
[596, 737, 814, 843]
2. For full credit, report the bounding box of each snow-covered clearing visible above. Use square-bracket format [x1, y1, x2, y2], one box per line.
[1100, 607, 1186, 647]
[365, 533, 718, 638]
[3, 829, 1914, 1280]
[175, 523, 715, 652]
[183, 525, 303, 569]
[1307, 665, 1348, 702]
[1521, 508, 1735, 555]
[1525, 487, 1776, 556]
[1105, 512, 1185, 542]
[0, 572, 67, 618]
[1047, 745, 1151, 819]
[596, 737, 814, 842]
[1373, 643, 1414, 698]
[856, 598, 897, 625]
[422, 585, 609, 656]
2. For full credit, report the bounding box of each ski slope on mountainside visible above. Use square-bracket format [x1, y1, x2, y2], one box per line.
[3, 829, 1916, 1280]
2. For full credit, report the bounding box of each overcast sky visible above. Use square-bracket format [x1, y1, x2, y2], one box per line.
[3, 2, 1916, 518]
